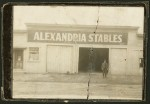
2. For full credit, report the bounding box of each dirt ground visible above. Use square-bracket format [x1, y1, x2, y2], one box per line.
[13, 72, 142, 84]
[13, 72, 143, 100]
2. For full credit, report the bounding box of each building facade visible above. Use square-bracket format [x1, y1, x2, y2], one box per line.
[13, 24, 143, 75]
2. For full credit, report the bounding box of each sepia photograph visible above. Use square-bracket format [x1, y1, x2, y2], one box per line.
[12, 5, 144, 100]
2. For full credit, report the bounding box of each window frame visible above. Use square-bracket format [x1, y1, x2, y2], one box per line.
[28, 47, 40, 61]
[139, 58, 143, 68]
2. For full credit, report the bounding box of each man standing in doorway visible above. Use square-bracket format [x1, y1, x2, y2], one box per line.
[101, 60, 109, 78]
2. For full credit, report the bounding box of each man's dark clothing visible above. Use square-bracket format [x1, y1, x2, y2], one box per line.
[101, 62, 108, 78]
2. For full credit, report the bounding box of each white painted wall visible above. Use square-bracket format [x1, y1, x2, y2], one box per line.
[13, 25, 143, 75]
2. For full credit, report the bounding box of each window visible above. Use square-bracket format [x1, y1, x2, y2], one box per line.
[29, 47, 39, 61]
[139, 50, 143, 68]
[139, 58, 143, 68]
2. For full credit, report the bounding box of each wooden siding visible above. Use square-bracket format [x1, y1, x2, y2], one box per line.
[47, 45, 73, 73]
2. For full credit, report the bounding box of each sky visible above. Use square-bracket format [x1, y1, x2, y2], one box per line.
[13, 6, 144, 34]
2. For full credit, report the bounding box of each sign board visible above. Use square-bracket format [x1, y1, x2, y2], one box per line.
[28, 30, 128, 45]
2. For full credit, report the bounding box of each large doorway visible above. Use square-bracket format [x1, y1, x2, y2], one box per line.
[78, 48, 109, 73]
[13, 49, 23, 69]
[110, 49, 127, 75]
[47, 45, 73, 73]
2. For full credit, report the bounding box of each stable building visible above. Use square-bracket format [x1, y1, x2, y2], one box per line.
[13, 24, 143, 76]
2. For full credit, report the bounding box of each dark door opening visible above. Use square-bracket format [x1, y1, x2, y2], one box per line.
[78, 48, 109, 73]
[13, 49, 23, 69]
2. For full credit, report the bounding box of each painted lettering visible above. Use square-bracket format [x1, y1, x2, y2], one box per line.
[34, 32, 40, 40]
[88, 34, 94, 42]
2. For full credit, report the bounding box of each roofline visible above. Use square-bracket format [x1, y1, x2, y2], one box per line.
[25, 23, 139, 30]
[13, 28, 143, 37]
[137, 33, 143, 37]
[13, 30, 27, 33]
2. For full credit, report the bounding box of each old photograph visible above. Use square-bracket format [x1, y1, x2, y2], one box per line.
[13, 6, 144, 100]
